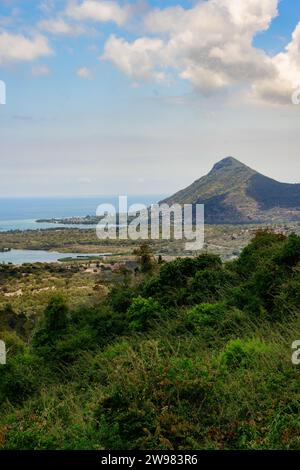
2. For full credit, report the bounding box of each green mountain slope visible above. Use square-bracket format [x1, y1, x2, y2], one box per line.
[161, 156, 300, 224]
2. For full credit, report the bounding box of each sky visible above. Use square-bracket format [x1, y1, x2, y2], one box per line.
[1, 0, 300, 197]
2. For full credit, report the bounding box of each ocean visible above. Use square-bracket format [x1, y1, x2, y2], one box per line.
[0, 195, 165, 232]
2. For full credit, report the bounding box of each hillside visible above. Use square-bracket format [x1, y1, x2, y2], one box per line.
[1, 231, 300, 449]
[161, 157, 300, 224]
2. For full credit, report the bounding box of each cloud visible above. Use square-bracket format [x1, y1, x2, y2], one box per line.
[76, 66, 93, 78]
[0, 31, 52, 64]
[251, 22, 300, 104]
[66, 0, 131, 26]
[102, 0, 300, 103]
[32, 64, 51, 76]
[103, 35, 166, 81]
[39, 0, 56, 14]
[39, 17, 86, 36]
[145, 0, 277, 36]
[1, 0, 298, 105]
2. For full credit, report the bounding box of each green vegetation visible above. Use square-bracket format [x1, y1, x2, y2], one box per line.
[1, 222, 300, 262]
[162, 157, 300, 224]
[1, 230, 300, 449]
[0, 262, 106, 319]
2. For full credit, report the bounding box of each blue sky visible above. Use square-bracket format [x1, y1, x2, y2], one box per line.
[1, 0, 300, 197]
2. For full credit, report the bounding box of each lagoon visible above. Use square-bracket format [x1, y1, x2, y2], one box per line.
[0, 249, 109, 265]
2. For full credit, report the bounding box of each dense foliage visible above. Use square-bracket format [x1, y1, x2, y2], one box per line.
[1, 230, 300, 450]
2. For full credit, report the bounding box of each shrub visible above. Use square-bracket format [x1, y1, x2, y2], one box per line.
[43, 294, 69, 335]
[185, 302, 247, 347]
[127, 296, 164, 331]
[0, 331, 25, 356]
[2, 235, 300, 450]
[141, 254, 223, 307]
[274, 233, 300, 269]
[218, 338, 272, 370]
[186, 302, 228, 331]
[0, 351, 40, 404]
[108, 287, 135, 314]
[235, 230, 285, 278]
[188, 268, 234, 304]
[33, 295, 69, 351]
[273, 274, 300, 319]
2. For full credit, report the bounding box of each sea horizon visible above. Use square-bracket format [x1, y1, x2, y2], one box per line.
[0, 194, 167, 231]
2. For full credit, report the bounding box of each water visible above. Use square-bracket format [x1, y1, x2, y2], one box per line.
[0, 249, 111, 265]
[0, 219, 98, 232]
[0, 196, 165, 264]
[0, 195, 165, 232]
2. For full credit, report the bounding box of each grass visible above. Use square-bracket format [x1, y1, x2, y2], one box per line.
[1, 230, 300, 449]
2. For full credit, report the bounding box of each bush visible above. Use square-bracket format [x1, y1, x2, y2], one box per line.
[2, 234, 300, 450]
[0, 351, 40, 404]
[186, 302, 228, 331]
[108, 287, 135, 314]
[33, 295, 69, 351]
[189, 268, 235, 304]
[218, 338, 272, 370]
[127, 296, 164, 331]
[0, 331, 25, 356]
[142, 254, 223, 307]
[185, 302, 247, 347]
[273, 274, 300, 319]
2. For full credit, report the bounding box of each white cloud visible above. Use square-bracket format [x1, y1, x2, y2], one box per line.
[32, 64, 51, 76]
[1, 0, 297, 105]
[251, 22, 300, 104]
[103, 35, 166, 81]
[103, 0, 300, 103]
[39, 17, 86, 36]
[145, 0, 277, 36]
[76, 66, 93, 78]
[0, 31, 52, 64]
[66, 0, 131, 26]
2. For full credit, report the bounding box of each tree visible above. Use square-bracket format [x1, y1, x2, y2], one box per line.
[32, 294, 69, 350]
[133, 243, 155, 273]
[43, 294, 69, 335]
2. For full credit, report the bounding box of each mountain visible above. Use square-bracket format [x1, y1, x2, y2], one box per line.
[160, 157, 300, 224]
